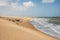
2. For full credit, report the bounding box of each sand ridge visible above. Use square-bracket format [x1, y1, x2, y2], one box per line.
[0, 16, 59, 40]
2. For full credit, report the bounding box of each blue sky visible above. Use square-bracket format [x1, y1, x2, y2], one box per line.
[0, 0, 60, 17]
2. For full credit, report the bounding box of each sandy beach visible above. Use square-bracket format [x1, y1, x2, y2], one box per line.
[0, 16, 59, 40]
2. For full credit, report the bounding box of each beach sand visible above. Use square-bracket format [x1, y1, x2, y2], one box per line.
[0, 16, 59, 40]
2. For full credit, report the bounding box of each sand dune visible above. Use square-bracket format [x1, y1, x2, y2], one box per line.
[0, 16, 59, 40]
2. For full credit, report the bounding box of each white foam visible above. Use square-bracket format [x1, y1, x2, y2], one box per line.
[30, 18, 60, 39]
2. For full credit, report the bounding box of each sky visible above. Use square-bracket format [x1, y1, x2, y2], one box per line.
[0, 0, 60, 17]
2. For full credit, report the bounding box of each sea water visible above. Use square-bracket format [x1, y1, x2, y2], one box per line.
[30, 18, 60, 39]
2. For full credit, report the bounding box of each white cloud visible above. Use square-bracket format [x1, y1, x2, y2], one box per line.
[10, 2, 18, 9]
[0, 0, 35, 11]
[10, 2, 27, 11]
[0, 0, 7, 6]
[42, 0, 55, 3]
[23, 1, 34, 8]
[10, 1, 35, 11]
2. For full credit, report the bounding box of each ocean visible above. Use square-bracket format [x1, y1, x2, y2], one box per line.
[30, 18, 60, 39]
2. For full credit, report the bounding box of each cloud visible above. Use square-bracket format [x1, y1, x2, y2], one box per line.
[0, 0, 7, 6]
[42, 0, 55, 3]
[10, 2, 27, 11]
[9, 1, 35, 11]
[0, 0, 35, 11]
[23, 1, 34, 8]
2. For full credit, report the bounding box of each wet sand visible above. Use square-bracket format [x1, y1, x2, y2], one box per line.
[0, 17, 59, 40]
